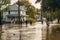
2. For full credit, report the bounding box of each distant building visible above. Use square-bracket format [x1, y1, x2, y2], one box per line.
[3, 4, 28, 23]
[36, 11, 41, 22]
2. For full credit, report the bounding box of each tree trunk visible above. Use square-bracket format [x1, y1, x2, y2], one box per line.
[0, 25, 2, 40]
[58, 19, 60, 24]
[0, 11, 2, 40]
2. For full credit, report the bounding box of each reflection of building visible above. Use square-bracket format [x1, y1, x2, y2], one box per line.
[3, 4, 28, 23]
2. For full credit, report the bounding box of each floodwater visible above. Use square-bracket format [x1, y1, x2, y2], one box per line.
[2, 22, 43, 40]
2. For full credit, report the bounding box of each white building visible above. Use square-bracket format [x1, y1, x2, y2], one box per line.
[36, 11, 41, 22]
[3, 4, 27, 23]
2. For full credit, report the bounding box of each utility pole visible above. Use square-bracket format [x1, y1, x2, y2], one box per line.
[18, 0, 20, 25]
[0, 0, 3, 40]
[41, 10, 43, 24]
[0, 11, 2, 40]
[18, 0, 22, 40]
[40, 0, 43, 24]
[46, 12, 49, 40]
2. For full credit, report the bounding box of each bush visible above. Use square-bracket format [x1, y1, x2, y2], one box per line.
[27, 18, 36, 23]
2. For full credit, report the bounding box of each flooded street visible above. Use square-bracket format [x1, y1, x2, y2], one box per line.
[2, 21, 60, 40]
[2, 22, 43, 40]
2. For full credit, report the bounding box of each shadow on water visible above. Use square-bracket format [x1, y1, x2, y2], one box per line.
[49, 25, 60, 40]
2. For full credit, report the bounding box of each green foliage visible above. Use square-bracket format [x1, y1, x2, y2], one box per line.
[3, 0, 10, 5]
[36, 0, 60, 12]
[16, 0, 37, 22]
[36, 0, 60, 21]
[0, 0, 10, 9]
[0, 0, 10, 24]
[42, 0, 60, 12]
[49, 9, 60, 20]
[36, 0, 41, 3]
[3, 6, 10, 11]
[26, 6, 37, 19]
[55, 10, 60, 19]
[27, 17, 36, 23]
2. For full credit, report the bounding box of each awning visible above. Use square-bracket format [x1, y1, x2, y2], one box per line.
[6, 14, 29, 18]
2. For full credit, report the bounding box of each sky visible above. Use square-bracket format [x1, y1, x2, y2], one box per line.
[29, 0, 41, 9]
[11, 0, 41, 9]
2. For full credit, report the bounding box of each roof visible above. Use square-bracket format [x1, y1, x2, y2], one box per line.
[9, 4, 26, 11]
[9, 5, 18, 11]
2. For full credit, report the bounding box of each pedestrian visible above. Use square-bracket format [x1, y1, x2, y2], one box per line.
[46, 19, 49, 26]
[30, 21, 32, 25]
[41, 20, 43, 24]
[26, 21, 28, 27]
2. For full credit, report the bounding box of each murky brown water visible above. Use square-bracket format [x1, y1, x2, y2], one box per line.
[2, 24, 42, 40]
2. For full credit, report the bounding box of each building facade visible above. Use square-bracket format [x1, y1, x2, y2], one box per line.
[3, 4, 27, 23]
[36, 11, 41, 22]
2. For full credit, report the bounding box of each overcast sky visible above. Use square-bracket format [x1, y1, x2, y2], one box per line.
[11, 0, 41, 9]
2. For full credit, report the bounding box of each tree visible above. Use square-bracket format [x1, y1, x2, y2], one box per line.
[0, 0, 10, 40]
[36, 0, 60, 23]
[0, 0, 10, 24]
[52, 9, 60, 23]
[16, 0, 37, 23]
[35, 0, 41, 3]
